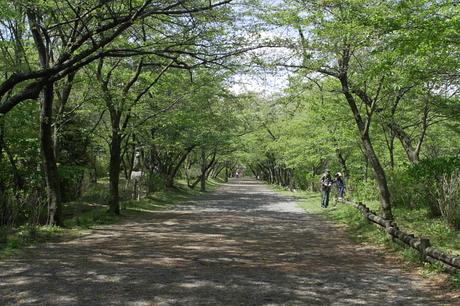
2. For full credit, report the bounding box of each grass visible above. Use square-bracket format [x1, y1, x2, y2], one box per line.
[0, 178, 224, 257]
[272, 186, 460, 292]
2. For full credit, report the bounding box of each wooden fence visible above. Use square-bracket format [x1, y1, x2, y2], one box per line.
[339, 199, 460, 274]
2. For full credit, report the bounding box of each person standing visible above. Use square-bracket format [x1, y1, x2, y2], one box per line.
[332, 172, 346, 200]
[319, 169, 332, 208]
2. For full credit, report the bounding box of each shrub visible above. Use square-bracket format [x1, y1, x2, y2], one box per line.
[292, 168, 310, 191]
[391, 157, 460, 229]
[411, 157, 460, 218]
[348, 178, 379, 201]
[387, 167, 419, 209]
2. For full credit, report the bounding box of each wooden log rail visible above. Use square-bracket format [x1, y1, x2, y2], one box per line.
[339, 199, 460, 274]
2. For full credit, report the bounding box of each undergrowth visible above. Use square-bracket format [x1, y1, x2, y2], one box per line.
[0, 178, 223, 257]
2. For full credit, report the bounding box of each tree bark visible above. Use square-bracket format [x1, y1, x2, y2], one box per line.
[107, 131, 122, 215]
[27, 7, 62, 226]
[335, 148, 349, 181]
[337, 49, 393, 221]
[387, 122, 421, 166]
[201, 149, 216, 192]
[41, 83, 63, 226]
[164, 146, 196, 188]
[342, 88, 393, 219]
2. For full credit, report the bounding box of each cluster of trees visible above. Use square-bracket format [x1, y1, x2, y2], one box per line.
[0, 0, 258, 227]
[1, 0, 459, 230]
[240, 0, 460, 227]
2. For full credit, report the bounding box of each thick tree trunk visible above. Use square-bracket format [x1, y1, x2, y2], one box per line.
[337, 53, 393, 220]
[343, 93, 393, 219]
[107, 132, 122, 215]
[41, 83, 62, 226]
[27, 8, 62, 226]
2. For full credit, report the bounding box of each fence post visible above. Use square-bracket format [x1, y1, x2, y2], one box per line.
[420, 238, 431, 263]
[359, 202, 368, 223]
[385, 220, 392, 232]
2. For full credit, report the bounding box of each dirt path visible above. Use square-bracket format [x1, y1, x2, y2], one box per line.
[0, 178, 457, 305]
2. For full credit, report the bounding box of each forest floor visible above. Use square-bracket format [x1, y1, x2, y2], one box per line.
[0, 177, 459, 305]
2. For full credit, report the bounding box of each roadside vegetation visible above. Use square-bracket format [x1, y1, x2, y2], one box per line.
[1, 1, 459, 296]
[0, 178, 223, 258]
[274, 186, 460, 292]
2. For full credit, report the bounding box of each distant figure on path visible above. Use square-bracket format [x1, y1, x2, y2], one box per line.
[319, 169, 332, 208]
[236, 171, 239, 178]
[332, 172, 346, 200]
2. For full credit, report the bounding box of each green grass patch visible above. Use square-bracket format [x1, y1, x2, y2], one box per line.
[0, 225, 75, 257]
[392, 207, 460, 257]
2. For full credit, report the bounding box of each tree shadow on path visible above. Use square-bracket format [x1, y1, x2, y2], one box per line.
[0, 178, 455, 305]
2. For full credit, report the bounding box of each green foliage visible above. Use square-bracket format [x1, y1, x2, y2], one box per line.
[63, 207, 120, 229]
[390, 157, 460, 229]
[292, 167, 311, 191]
[387, 166, 417, 209]
[412, 157, 460, 180]
[59, 165, 88, 202]
[348, 178, 379, 202]
[400, 247, 421, 264]
[0, 225, 66, 253]
[144, 173, 163, 193]
[449, 274, 460, 291]
[393, 206, 460, 256]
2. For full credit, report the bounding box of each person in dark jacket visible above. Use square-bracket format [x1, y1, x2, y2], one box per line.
[332, 172, 346, 200]
[319, 169, 332, 208]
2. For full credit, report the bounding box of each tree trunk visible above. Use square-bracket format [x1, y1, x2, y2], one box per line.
[361, 132, 393, 220]
[107, 132, 122, 215]
[288, 168, 295, 191]
[200, 149, 207, 192]
[27, 7, 62, 226]
[383, 129, 396, 171]
[164, 146, 196, 188]
[387, 122, 421, 166]
[338, 51, 393, 220]
[0, 115, 7, 225]
[41, 83, 62, 226]
[343, 98, 393, 219]
[335, 149, 349, 181]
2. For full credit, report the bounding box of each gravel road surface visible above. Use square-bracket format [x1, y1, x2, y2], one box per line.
[0, 177, 456, 305]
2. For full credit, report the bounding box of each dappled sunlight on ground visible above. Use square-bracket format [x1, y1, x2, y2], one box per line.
[0, 178, 455, 305]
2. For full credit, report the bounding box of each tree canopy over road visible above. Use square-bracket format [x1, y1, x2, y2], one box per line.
[1, 0, 459, 230]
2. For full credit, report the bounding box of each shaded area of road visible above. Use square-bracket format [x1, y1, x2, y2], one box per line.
[0, 178, 454, 305]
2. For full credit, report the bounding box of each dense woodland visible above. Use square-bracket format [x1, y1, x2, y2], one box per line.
[0, 1, 459, 231]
